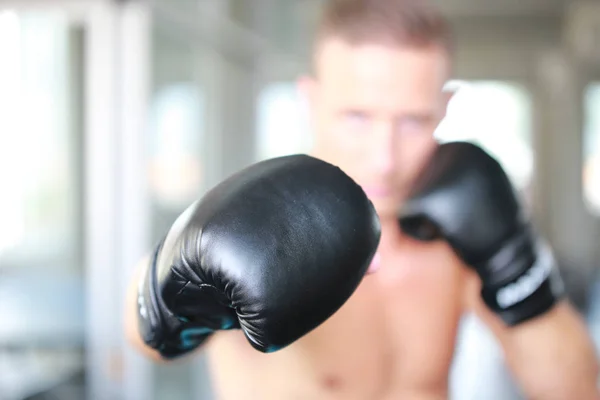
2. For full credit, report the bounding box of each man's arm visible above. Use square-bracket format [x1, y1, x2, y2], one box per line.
[464, 269, 600, 400]
[398, 142, 599, 399]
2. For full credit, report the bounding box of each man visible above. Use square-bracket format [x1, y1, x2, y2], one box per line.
[125, 0, 600, 399]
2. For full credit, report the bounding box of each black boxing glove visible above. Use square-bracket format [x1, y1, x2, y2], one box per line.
[398, 141, 564, 326]
[136, 154, 380, 358]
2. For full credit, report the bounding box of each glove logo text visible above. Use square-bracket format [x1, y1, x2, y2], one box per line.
[496, 250, 553, 309]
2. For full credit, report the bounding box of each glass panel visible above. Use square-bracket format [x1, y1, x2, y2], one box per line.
[583, 83, 600, 215]
[149, 22, 205, 232]
[256, 82, 311, 161]
[148, 17, 209, 400]
[148, 84, 204, 212]
[436, 81, 534, 192]
[0, 9, 84, 400]
[585, 84, 600, 358]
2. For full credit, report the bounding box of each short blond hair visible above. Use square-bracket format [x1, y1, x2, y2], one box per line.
[315, 0, 453, 54]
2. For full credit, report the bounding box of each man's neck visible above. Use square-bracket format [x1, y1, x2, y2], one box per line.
[378, 217, 405, 253]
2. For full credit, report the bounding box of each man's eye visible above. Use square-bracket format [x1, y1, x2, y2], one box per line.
[397, 116, 429, 135]
[343, 111, 369, 127]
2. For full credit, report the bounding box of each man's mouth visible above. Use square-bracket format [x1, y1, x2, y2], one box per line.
[366, 252, 381, 274]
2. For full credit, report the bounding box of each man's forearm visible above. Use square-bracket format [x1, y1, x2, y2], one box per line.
[481, 299, 599, 400]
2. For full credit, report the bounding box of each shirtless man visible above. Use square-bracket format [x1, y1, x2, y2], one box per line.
[125, 0, 600, 399]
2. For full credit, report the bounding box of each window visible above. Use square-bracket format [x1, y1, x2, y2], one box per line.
[149, 22, 209, 400]
[435, 81, 534, 191]
[148, 20, 207, 236]
[0, 10, 81, 270]
[583, 83, 600, 215]
[0, 9, 84, 399]
[148, 83, 204, 211]
[256, 82, 311, 161]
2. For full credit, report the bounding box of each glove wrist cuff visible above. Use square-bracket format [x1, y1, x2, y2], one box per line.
[480, 238, 565, 326]
[136, 240, 208, 358]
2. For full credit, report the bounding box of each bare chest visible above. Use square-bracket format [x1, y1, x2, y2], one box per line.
[207, 243, 462, 400]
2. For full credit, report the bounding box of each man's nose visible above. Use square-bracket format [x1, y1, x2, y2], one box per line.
[370, 123, 396, 175]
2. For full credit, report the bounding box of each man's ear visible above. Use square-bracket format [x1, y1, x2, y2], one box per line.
[296, 74, 319, 113]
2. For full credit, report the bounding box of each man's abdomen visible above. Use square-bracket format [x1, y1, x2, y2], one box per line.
[205, 243, 463, 399]
[205, 278, 392, 400]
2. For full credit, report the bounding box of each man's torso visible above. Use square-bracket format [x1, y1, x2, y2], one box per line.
[206, 238, 465, 400]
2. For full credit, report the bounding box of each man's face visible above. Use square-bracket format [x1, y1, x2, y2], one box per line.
[300, 39, 451, 218]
